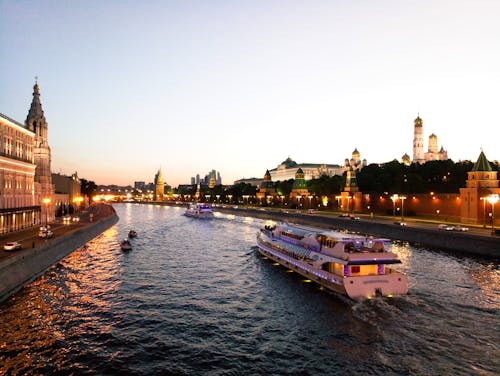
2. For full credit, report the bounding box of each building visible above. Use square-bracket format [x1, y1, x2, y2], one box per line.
[154, 167, 164, 201]
[289, 168, 309, 200]
[412, 115, 448, 164]
[134, 181, 146, 190]
[191, 170, 222, 187]
[269, 156, 347, 182]
[460, 150, 500, 225]
[52, 172, 82, 215]
[0, 81, 54, 233]
[256, 170, 276, 201]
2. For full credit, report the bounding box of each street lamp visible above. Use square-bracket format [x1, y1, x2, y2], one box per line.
[400, 195, 407, 222]
[391, 194, 399, 216]
[480, 196, 487, 228]
[42, 197, 51, 228]
[487, 194, 499, 235]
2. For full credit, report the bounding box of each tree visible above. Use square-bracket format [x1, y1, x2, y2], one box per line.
[80, 178, 97, 201]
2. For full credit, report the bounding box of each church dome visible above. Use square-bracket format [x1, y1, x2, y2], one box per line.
[414, 115, 423, 127]
[352, 148, 360, 157]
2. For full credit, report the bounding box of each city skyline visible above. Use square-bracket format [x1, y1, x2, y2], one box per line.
[1, 1, 499, 187]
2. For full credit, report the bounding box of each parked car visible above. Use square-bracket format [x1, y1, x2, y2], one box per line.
[3, 241, 22, 251]
[438, 224, 454, 231]
[38, 229, 54, 238]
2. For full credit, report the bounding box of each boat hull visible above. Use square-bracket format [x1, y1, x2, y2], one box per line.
[184, 212, 214, 219]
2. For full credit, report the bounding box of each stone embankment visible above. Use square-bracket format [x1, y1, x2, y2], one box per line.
[0, 204, 119, 303]
[215, 206, 500, 258]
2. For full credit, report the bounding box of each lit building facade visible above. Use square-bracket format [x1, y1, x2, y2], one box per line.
[460, 150, 500, 225]
[0, 114, 38, 233]
[0, 82, 54, 233]
[154, 167, 164, 201]
[269, 156, 350, 182]
[412, 115, 448, 164]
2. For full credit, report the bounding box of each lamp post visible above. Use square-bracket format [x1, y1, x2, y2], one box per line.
[487, 194, 499, 235]
[391, 194, 399, 217]
[400, 195, 407, 222]
[481, 196, 487, 228]
[42, 197, 51, 228]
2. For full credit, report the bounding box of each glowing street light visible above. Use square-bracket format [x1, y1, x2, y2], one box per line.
[487, 194, 499, 235]
[42, 197, 51, 227]
[391, 194, 399, 216]
[400, 195, 407, 222]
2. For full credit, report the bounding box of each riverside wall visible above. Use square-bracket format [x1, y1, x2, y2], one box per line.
[0, 212, 119, 303]
[216, 207, 500, 258]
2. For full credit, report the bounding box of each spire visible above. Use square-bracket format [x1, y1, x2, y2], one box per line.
[472, 150, 492, 172]
[26, 79, 46, 129]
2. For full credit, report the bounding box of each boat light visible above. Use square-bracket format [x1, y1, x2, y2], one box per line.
[303, 279, 312, 283]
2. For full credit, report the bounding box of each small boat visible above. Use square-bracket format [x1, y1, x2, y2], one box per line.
[128, 230, 137, 238]
[120, 239, 132, 251]
[256, 222, 408, 301]
[184, 203, 214, 219]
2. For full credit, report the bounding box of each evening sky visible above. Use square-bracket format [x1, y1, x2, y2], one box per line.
[1, 0, 499, 186]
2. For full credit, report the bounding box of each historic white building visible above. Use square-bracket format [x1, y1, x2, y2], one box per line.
[268, 150, 366, 182]
[0, 82, 54, 234]
[411, 115, 448, 164]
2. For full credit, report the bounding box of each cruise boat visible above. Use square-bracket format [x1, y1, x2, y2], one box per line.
[184, 203, 214, 219]
[256, 223, 408, 300]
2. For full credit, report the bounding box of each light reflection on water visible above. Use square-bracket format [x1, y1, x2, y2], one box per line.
[0, 203, 498, 375]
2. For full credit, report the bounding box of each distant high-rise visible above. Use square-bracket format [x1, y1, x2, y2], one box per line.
[134, 181, 145, 190]
[191, 177, 195, 185]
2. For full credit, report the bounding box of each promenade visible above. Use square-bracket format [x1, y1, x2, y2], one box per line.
[0, 203, 118, 302]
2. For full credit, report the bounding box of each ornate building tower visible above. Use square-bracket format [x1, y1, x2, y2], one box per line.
[412, 115, 425, 164]
[289, 168, 309, 203]
[25, 81, 54, 223]
[256, 170, 276, 202]
[460, 150, 500, 224]
[154, 167, 164, 201]
[428, 133, 438, 154]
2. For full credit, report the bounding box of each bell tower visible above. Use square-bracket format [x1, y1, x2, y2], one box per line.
[412, 115, 425, 163]
[25, 79, 54, 223]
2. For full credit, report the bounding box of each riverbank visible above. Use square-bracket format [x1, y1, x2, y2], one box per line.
[139, 201, 499, 258]
[217, 206, 500, 258]
[0, 204, 119, 303]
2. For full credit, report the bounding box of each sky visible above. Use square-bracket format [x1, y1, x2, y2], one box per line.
[1, 0, 499, 187]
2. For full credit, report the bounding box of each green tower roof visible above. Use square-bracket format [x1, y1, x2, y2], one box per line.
[472, 150, 492, 172]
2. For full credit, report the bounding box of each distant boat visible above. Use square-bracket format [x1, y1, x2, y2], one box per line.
[120, 239, 132, 251]
[184, 203, 214, 219]
[128, 230, 137, 238]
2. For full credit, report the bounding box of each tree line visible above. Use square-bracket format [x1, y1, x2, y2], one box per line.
[181, 159, 498, 198]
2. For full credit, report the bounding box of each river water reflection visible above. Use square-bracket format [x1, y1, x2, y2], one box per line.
[0, 203, 498, 375]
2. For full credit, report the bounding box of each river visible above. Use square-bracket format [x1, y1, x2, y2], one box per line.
[0, 203, 498, 375]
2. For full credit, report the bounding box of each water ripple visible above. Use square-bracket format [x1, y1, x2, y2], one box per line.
[0, 203, 498, 375]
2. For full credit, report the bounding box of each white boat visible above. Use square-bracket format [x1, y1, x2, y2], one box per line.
[256, 223, 408, 301]
[184, 203, 214, 219]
